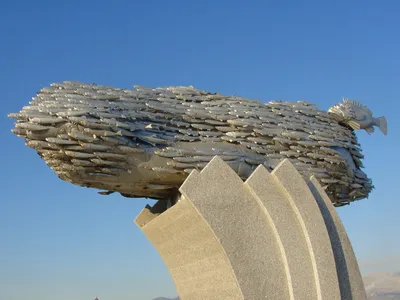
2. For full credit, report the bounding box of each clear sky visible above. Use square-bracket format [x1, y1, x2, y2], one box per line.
[1, 0, 399, 299]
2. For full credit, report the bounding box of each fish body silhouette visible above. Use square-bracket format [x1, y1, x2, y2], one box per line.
[329, 98, 387, 135]
[9, 82, 386, 206]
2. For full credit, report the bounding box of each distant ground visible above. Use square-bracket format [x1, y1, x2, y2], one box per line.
[153, 272, 400, 300]
[364, 272, 400, 300]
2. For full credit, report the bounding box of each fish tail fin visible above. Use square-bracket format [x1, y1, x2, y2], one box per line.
[375, 116, 388, 135]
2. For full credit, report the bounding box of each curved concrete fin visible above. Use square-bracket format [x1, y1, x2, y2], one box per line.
[135, 157, 365, 300]
[179, 155, 290, 299]
[272, 159, 341, 300]
[136, 184, 244, 299]
[308, 176, 367, 300]
[245, 164, 315, 299]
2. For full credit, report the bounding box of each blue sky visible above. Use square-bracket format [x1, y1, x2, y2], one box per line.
[1, 0, 399, 299]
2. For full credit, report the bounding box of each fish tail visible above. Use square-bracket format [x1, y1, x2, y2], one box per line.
[375, 116, 388, 135]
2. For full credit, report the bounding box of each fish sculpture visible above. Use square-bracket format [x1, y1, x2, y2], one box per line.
[8, 81, 387, 207]
[329, 98, 387, 135]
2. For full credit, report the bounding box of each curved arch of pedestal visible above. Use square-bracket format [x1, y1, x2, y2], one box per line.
[135, 157, 366, 300]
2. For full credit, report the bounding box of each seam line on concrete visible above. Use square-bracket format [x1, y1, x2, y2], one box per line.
[245, 183, 295, 300]
[272, 172, 323, 300]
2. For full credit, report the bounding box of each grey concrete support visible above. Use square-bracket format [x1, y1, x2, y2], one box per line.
[135, 157, 366, 300]
[307, 176, 367, 300]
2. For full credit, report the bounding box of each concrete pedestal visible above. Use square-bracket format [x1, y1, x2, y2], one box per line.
[135, 157, 366, 300]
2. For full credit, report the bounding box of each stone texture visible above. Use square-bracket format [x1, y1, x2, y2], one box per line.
[136, 195, 244, 300]
[308, 176, 367, 300]
[245, 165, 317, 299]
[179, 157, 289, 300]
[135, 157, 366, 300]
[272, 160, 341, 300]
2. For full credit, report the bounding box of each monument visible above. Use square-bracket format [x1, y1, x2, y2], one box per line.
[9, 81, 387, 299]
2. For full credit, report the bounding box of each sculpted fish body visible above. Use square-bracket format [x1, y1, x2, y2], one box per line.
[9, 81, 385, 206]
[328, 98, 388, 135]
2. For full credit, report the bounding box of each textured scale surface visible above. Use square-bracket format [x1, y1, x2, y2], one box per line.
[9, 81, 375, 206]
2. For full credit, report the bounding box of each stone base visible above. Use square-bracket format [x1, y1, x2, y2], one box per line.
[135, 157, 366, 300]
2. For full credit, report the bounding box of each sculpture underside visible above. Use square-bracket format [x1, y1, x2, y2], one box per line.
[9, 81, 372, 206]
